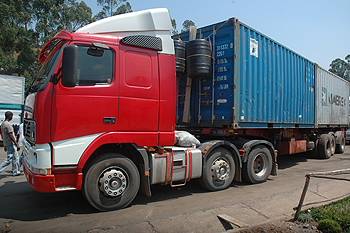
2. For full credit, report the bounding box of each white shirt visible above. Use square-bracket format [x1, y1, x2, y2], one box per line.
[18, 123, 24, 147]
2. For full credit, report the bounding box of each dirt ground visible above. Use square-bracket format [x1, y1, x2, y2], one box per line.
[237, 217, 320, 233]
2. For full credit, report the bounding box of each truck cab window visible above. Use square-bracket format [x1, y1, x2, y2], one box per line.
[76, 45, 114, 86]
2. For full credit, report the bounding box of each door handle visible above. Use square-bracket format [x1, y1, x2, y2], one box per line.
[103, 117, 116, 124]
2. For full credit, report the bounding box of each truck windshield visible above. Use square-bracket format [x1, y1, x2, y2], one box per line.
[29, 39, 65, 93]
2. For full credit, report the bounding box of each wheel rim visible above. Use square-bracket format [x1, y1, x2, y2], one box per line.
[326, 140, 331, 156]
[330, 137, 335, 154]
[341, 137, 345, 151]
[99, 168, 127, 197]
[253, 153, 268, 177]
[211, 158, 230, 182]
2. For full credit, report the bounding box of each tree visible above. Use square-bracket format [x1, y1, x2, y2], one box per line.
[32, 0, 65, 45]
[0, 0, 38, 78]
[171, 18, 178, 36]
[329, 55, 350, 81]
[0, 0, 93, 85]
[95, 0, 132, 20]
[0, 0, 114, 90]
[58, 0, 93, 32]
[115, 1, 131, 15]
[181, 19, 195, 33]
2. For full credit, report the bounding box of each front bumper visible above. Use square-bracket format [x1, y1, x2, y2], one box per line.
[23, 141, 83, 192]
[23, 162, 56, 192]
[23, 159, 83, 192]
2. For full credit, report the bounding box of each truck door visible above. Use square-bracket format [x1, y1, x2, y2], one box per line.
[52, 43, 118, 144]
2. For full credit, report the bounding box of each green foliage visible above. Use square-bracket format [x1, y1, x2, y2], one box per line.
[0, 48, 18, 75]
[59, 0, 94, 33]
[171, 18, 178, 36]
[95, 0, 132, 20]
[33, 0, 65, 45]
[329, 54, 350, 81]
[302, 195, 350, 232]
[0, 0, 132, 91]
[0, 0, 95, 90]
[181, 19, 195, 33]
[297, 211, 313, 223]
[170, 18, 196, 35]
[115, 2, 132, 15]
[318, 219, 342, 233]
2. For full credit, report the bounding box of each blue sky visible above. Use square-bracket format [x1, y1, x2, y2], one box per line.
[82, 0, 350, 69]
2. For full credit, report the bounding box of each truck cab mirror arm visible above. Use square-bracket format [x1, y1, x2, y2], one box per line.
[51, 67, 62, 85]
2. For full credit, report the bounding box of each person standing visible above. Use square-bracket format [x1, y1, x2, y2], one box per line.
[17, 120, 24, 168]
[0, 111, 21, 176]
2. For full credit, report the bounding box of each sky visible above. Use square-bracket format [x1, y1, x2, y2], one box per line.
[82, 0, 350, 69]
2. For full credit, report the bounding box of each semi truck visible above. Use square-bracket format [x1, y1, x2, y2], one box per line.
[22, 8, 349, 211]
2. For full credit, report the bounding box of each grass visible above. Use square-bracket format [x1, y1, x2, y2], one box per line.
[298, 195, 350, 232]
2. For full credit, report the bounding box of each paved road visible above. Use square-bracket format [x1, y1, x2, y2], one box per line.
[1, 145, 350, 233]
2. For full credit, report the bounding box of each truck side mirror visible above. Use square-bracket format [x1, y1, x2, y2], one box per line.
[61, 45, 78, 87]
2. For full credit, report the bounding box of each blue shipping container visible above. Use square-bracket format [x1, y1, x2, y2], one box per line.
[175, 18, 315, 129]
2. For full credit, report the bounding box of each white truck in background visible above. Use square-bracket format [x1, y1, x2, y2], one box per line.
[0, 75, 25, 141]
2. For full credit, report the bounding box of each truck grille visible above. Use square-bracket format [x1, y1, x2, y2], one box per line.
[24, 119, 36, 144]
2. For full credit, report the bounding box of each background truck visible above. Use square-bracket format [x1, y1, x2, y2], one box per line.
[22, 8, 348, 211]
[0, 75, 25, 142]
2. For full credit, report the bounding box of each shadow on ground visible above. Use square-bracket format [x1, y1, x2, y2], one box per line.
[2, 146, 346, 222]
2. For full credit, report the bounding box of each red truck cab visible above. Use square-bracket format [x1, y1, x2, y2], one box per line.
[23, 8, 177, 208]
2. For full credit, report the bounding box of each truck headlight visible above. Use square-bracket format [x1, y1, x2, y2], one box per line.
[32, 168, 52, 175]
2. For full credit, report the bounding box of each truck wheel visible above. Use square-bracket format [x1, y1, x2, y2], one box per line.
[328, 133, 336, 155]
[318, 134, 332, 159]
[242, 145, 272, 184]
[335, 131, 345, 154]
[83, 153, 140, 211]
[200, 148, 235, 191]
[311, 139, 319, 158]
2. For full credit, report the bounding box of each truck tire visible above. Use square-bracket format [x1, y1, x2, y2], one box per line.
[82, 153, 140, 211]
[199, 148, 235, 191]
[328, 133, 336, 155]
[242, 145, 272, 184]
[318, 134, 332, 159]
[311, 139, 319, 158]
[335, 131, 345, 154]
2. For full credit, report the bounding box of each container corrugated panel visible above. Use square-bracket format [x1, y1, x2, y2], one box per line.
[315, 66, 349, 127]
[175, 18, 316, 128]
[236, 22, 315, 128]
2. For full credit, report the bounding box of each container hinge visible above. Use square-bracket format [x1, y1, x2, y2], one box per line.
[202, 100, 213, 106]
[200, 92, 211, 97]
